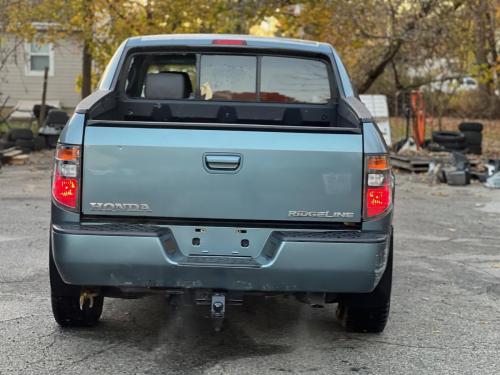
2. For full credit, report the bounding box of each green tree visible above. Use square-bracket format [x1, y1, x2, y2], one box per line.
[9, 0, 285, 97]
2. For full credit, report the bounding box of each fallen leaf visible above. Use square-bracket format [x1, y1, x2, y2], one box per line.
[432, 192, 449, 197]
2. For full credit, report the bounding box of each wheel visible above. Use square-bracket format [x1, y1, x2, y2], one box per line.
[50, 242, 103, 327]
[337, 233, 393, 333]
[458, 122, 483, 132]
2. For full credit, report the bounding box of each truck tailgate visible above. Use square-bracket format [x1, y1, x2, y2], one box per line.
[81, 124, 363, 223]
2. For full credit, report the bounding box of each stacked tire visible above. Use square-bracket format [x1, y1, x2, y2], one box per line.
[7, 128, 35, 154]
[458, 122, 483, 155]
[0, 138, 15, 150]
[431, 131, 466, 152]
[2, 128, 47, 153]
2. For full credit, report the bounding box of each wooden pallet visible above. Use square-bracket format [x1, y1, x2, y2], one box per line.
[0, 147, 30, 165]
[390, 152, 480, 173]
[390, 154, 430, 172]
[8, 154, 30, 165]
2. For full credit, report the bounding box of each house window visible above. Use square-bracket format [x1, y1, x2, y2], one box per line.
[26, 42, 54, 76]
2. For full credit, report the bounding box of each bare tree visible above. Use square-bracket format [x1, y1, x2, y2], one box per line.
[0, 1, 23, 84]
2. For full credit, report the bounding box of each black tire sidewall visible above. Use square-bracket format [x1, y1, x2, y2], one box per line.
[462, 131, 482, 145]
[458, 122, 483, 132]
[8, 128, 34, 142]
[432, 131, 465, 145]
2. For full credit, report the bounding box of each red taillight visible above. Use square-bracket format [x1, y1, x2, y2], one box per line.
[212, 39, 247, 45]
[366, 185, 391, 217]
[53, 168, 79, 208]
[52, 144, 80, 211]
[364, 155, 392, 219]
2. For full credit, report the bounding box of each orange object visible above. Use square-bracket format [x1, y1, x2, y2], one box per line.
[55, 146, 80, 161]
[410, 91, 426, 147]
[367, 155, 390, 170]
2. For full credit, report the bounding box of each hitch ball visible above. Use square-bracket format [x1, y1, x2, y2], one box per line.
[211, 294, 226, 332]
[213, 301, 224, 313]
[211, 294, 226, 318]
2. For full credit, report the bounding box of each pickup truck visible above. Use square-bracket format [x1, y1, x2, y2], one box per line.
[50, 34, 394, 333]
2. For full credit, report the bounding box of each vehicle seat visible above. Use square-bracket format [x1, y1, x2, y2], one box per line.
[44, 110, 70, 130]
[144, 72, 192, 100]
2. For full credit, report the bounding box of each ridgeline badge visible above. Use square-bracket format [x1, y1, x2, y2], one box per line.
[89, 202, 152, 212]
[288, 210, 355, 218]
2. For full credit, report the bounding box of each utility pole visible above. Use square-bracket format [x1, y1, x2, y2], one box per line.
[39, 66, 49, 129]
[81, 0, 92, 99]
[82, 40, 92, 99]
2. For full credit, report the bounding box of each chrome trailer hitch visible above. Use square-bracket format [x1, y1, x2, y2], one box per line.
[211, 293, 226, 332]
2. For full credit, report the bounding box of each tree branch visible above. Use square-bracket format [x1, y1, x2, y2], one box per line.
[358, 1, 436, 93]
[357, 0, 465, 93]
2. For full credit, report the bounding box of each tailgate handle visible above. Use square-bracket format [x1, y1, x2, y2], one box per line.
[204, 154, 241, 171]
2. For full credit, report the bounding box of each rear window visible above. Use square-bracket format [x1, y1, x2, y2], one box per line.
[124, 53, 332, 104]
[200, 55, 257, 101]
[260, 57, 330, 104]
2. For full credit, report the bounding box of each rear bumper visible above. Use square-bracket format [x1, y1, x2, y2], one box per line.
[51, 223, 390, 293]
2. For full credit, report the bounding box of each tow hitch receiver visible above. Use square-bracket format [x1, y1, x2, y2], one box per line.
[79, 289, 99, 310]
[211, 293, 226, 332]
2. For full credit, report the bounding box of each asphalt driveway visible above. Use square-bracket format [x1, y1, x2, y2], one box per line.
[1, 154, 499, 374]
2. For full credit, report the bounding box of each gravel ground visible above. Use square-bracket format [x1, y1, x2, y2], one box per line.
[0, 154, 499, 375]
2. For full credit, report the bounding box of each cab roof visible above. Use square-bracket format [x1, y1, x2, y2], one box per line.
[125, 34, 333, 54]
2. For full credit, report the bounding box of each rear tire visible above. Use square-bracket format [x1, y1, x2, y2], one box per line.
[337, 233, 393, 333]
[51, 294, 103, 328]
[50, 242, 103, 327]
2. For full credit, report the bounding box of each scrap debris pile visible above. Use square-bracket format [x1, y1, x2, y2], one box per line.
[0, 108, 68, 168]
[0, 128, 45, 166]
[391, 121, 500, 188]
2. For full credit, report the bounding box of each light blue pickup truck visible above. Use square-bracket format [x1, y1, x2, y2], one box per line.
[50, 34, 394, 332]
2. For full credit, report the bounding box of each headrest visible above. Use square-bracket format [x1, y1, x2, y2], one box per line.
[144, 72, 192, 100]
[45, 109, 69, 125]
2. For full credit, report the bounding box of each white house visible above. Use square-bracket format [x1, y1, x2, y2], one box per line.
[0, 29, 82, 111]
